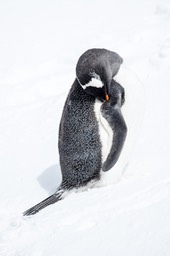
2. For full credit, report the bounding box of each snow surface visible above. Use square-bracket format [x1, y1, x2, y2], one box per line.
[0, 0, 170, 255]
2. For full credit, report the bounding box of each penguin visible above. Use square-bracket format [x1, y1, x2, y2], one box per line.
[23, 48, 129, 216]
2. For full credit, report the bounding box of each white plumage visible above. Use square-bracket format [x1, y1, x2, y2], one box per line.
[94, 65, 144, 187]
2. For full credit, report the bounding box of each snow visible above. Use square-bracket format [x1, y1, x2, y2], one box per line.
[0, 0, 170, 255]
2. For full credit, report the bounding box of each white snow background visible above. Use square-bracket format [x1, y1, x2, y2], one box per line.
[0, 0, 170, 255]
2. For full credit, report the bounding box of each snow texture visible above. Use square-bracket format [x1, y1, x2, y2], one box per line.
[0, 0, 170, 255]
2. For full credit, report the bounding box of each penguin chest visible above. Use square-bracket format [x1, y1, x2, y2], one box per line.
[93, 66, 144, 187]
[94, 99, 123, 187]
[94, 99, 113, 165]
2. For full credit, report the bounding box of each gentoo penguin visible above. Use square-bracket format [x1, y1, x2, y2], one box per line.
[23, 48, 142, 216]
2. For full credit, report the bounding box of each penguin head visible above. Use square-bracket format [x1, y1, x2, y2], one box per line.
[76, 48, 123, 102]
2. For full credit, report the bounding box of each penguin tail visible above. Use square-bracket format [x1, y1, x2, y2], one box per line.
[23, 188, 64, 216]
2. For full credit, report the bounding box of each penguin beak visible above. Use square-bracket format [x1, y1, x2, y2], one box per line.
[104, 83, 110, 102]
[105, 94, 109, 101]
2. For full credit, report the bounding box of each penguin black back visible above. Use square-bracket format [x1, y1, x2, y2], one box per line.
[58, 79, 102, 189]
[23, 79, 103, 215]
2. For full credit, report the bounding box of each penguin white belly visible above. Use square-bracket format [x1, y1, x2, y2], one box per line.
[94, 65, 144, 187]
[94, 99, 113, 164]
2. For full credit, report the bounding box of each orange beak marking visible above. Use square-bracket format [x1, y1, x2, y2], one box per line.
[105, 94, 109, 102]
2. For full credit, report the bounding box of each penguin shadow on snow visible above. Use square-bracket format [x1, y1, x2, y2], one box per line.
[37, 164, 62, 195]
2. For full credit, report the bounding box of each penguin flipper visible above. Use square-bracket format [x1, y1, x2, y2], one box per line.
[101, 102, 127, 172]
[23, 192, 62, 216]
